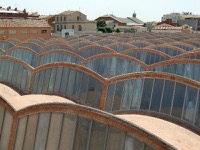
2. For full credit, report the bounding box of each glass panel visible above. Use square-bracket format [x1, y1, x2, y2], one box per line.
[48, 68, 57, 93]
[160, 80, 175, 115]
[140, 78, 154, 110]
[177, 64, 185, 76]
[14, 117, 28, 150]
[131, 79, 144, 109]
[89, 121, 107, 150]
[124, 134, 145, 150]
[94, 81, 103, 108]
[86, 76, 96, 107]
[66, 69, 76, 96]
[171, 82, 186, 119]
[106, 127, 125, 150]
[37, 70, 45, 93]
[121, 80, 134, 110]
[0, 110, 13, 150]
[42, 68, 51, 93]
[113, 81, 124, 111]
[73, 116, 92, 150]
[59, 114, 77, 150]
[150, 79, 164, 112]
[23, 114, 39, 150]
[105, 84, 115, 112]
[32, 72, 39, 93]
[195, 91, 200, 127]
[73, 71, 83, 99]
[60, 68, 70, 95]
[54, 67, 63, 93]
[183, 86, 198, 123]
[46, 113, 63, 150]
[34, 113, 51, 150]
[79, 74, 89, 103]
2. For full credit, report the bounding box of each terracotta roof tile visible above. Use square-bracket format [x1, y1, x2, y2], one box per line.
[0, 18, 50, 27]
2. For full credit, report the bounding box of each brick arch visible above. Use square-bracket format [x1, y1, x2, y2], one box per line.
[42, 43, 75, 52]
[39, 50, 85, 62]
[11, 103, 172, 150]
[183, 39, 200, 46]
[19, 41, 41, 49]
[71, 40, 99, 49]
[7, 38, 21, 45]
[85, 53, 148, 69]
[0, 48, 5, 54]
[148, 59, 200, 70]
[18, 42, 42, 53]
[122, 48, 171, 59]
[96, 39, 116, 46]
[6, 46, 38, 55]
[145, 39, 164, 45]
[147, 44, 186, 52]
[106, 71, 200, 88]
[0, 56, 34, 71]
[84, 35, 103, 42]
[0, 40, 15, 50]
[159, 37, 176, 43]
[76, 45, 116, 53]
[172, 50, 200, 59]
[106, 42, 138, 52]
[25, 38, 45, 47]
[128, 40, 153, 47]
[168, 41, 197, 50]
[34, 62, 106, 83]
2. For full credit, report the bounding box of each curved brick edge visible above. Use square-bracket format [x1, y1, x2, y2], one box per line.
[6, 46, 38, 55]
[0, 100, 175, 150]
[76, 45, 116, 53]
[148, 59, 200, 70]
[147, 44, 186, 53]
[42, 43, 75, 52]
[172, 50, 200, 59]
[121, 48, 171, 59]
[113, 110, 200, 136]
[85, 53, 148, 69]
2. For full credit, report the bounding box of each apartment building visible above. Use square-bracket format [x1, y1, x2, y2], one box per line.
[54, 11, 96, 35]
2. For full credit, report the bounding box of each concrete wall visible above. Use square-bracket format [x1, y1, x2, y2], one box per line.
[178, 20, 198, 31]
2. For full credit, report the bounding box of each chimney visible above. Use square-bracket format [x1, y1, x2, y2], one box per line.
[23, 9, 26, 13]
[14, 7, 17, 11]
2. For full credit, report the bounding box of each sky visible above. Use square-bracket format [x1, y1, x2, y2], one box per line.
[1, 0, 200, 22]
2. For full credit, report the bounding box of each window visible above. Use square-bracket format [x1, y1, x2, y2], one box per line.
[78, 25, 82, 31]
[72, 25, 74, 29]
[77, 16, 80, 21]
[60, 16, 62, 21]
[64, 16, 66, 21]
[32, 30, 37, 34]
[41, 30, 47, 34]
[57, 25, 60, 31]
[64, 25, 66, 29]
[0, 30, 5, 34]
[57, 17, 59, 22]
[61, 25, 63, 30]
[21, 30, 28, 34]
[9, 30, 16, 34]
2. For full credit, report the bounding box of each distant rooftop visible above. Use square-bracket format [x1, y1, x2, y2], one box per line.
[0, 18, 50, 27]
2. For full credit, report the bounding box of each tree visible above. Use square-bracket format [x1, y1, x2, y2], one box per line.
[116, 28, 120, 33]
[97, 19, 107, 28]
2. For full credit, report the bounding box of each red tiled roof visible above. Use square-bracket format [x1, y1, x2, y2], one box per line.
[0, 18, 51, 27]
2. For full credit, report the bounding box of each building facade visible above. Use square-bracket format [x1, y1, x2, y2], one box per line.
[95, 13, 145, 32]
[54, 11, 96, 35]
[0, 6, 39, 19]
[0, 19, 51, 41]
